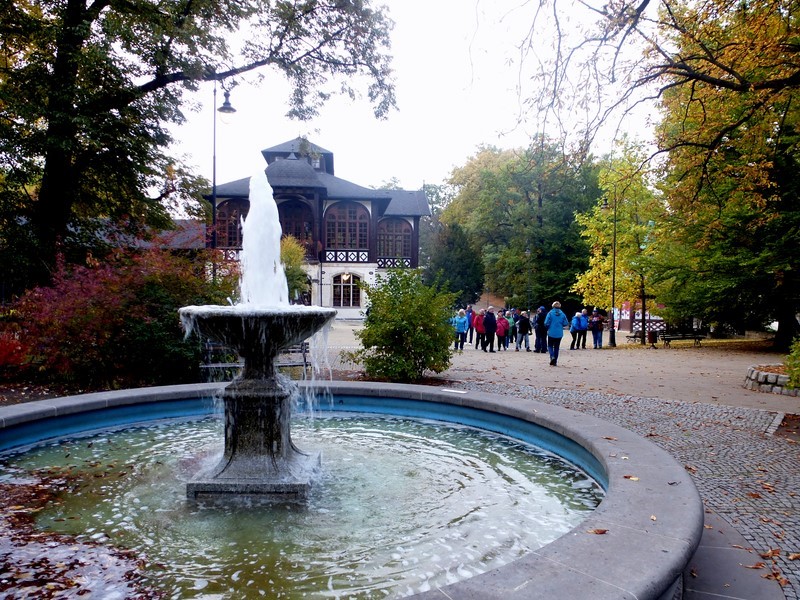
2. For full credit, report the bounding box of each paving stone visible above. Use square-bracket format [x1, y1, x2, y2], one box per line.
[453, 381, 800, 600]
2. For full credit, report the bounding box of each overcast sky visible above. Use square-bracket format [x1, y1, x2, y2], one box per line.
[172, 0, 638, 192]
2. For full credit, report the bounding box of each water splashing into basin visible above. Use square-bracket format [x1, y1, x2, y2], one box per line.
[179, 170, 336, 502]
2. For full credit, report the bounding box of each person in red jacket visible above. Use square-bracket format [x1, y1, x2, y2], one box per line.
[473, 309, 486, 350]
[495, 310, 509, 351]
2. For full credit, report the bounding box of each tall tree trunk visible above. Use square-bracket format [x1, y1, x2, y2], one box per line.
[31, 0, 88, 283]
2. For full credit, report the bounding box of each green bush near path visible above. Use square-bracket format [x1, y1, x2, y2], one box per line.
[787, 338, 800, 389]
[343, 269, 456, 383]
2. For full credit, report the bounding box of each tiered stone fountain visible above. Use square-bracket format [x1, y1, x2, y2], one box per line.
[179, 171, 336, 501]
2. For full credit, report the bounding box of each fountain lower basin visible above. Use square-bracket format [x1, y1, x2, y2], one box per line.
[178, 305, 336, 501]
[0, 381, 703, 600]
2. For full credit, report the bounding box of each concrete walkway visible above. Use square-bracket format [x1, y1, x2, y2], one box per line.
[321, 321, 799, 600]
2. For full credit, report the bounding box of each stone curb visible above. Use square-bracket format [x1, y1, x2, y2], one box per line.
[744, 364, 798, 396]
[0, 382, 703, 600]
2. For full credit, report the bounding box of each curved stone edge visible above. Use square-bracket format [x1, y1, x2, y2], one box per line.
[744, 364, 798, 396]
[0, 381, 703, 600]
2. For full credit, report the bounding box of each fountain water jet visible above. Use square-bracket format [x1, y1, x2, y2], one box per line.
[179, 171, 336, 501]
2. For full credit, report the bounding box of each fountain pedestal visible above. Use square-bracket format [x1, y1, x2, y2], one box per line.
[180, 306, 336, 502]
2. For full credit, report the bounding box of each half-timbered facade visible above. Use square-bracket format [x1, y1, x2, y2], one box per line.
[212, 138, 430, 318]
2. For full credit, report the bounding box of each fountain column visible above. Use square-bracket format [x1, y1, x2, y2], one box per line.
[181, 170, 336, 502]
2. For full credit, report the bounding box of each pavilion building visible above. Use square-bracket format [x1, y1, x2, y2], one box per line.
[210, 138, 431, 318]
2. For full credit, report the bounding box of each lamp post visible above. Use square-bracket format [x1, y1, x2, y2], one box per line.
[602, 198, 618, 347]
[525, 248, 531, 312]
[211, 80, 237, 258]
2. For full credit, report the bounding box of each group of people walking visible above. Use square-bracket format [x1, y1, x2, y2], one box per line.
[569, 308, 607, 350]
[452, 302, 606, 366]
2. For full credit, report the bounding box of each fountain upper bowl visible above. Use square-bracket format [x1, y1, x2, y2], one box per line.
[179, 304, 337, 354]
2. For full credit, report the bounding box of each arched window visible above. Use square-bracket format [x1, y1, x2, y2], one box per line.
[378, 218, 412, 258]
[333, 273, 361, 307]
[278, 200, 315, 258]
[216, 199, 249, 248]
[278, 200, 313, 240]
[325, 202, 369, 250]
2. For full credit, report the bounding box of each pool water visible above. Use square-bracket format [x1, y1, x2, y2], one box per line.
[0, 414, 602, 599]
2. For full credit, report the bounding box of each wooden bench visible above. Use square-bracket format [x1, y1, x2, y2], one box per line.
[660, 333, 704, 348]
[626, 332, 645, 343]
[200, 341, 311, 381]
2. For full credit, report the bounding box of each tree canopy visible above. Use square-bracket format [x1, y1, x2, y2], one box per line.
[573, 141, 665, 339]
[0, 0, 395, 295]
[443, 141, 599, 312]
[514, 0, 800, 346]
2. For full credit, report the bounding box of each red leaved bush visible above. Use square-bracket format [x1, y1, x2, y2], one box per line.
[0, 331, 27, 371]
[10, 246, 234, 390]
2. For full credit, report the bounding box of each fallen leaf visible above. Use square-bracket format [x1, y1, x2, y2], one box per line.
[788, 553, 800, 561]
[762, 571, 790, 586]
[760, 548, 781, 559]
[623, 475, 639, 481]
[603, 436, 618, 441]
[587, 528, 608, 535]
[747, 492, 762, 499]
[742, 562, 766, 570]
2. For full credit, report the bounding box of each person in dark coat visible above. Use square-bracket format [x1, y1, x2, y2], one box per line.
[482, 306, 498, 353]
[533, 306, 548, 353]
[515, 311, 532, 351]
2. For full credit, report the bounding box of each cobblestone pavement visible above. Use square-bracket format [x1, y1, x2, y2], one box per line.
[448, 382, 800, 600]
[322, 323, 799, 598]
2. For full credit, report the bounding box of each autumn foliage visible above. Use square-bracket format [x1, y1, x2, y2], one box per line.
[7, 247, 233, 390]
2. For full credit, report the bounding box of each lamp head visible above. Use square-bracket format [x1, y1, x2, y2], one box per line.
[218, 90, 236, 114]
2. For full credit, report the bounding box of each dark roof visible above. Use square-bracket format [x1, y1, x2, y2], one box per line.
[215, 172, 430, 217]
[266, 156, 324, 188]
[382, 189, 431, 217]
[261, 138, 333, 156]
[213, 139, 430, 218]
[161, 219, 206, 249]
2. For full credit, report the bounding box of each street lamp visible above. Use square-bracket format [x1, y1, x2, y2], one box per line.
[211, 81, 236, 255]
[525, 248, 531, 312]
[602, 197, 618, 347]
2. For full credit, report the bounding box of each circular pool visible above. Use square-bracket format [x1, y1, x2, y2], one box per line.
[0, 381, 703, 599]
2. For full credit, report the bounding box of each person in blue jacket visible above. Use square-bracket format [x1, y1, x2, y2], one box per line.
[544, 301, 570, 366]
[453, 308, 469, 352]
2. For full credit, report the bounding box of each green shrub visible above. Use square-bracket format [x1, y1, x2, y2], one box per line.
[11, 245, 235, 389]
[344, 269, 456, 382]
[787, 337, 800, 390]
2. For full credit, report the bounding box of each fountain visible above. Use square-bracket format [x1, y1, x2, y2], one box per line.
[0, 172, 704, 598]
[179, 171, 336, 501]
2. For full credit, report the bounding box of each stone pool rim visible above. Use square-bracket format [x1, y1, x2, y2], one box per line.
[0, 380, 703, 600]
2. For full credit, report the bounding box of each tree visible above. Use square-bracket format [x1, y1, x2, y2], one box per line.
[281, 235, 309, 303]
[522, 0, 800, 347]
[444, 141, 599, 312]
[423, 222, 484, 308]
[574, 142, 665, 341]
[0, 0, 395, 292]
[521, 0, 800, 159]
[345, 269, 455, 382]
[653, 85, 800, 345]
[418, 182, 455, 269]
